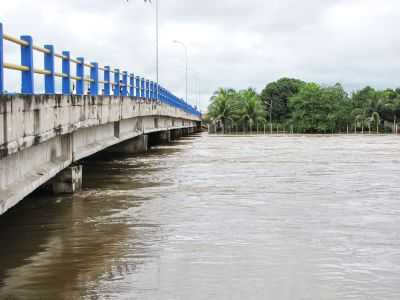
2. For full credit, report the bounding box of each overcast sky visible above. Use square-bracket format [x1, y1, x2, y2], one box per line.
[1, 0, 399, 110]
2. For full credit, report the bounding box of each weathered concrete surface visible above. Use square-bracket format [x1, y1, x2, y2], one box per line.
[171, 129, 183, 140]
[52, 165, 83, 194]
[158, 130, 171, 143]
[0, 95, 201, 215]
[104, 134, 149, 155]
[148, 130, 172, 147]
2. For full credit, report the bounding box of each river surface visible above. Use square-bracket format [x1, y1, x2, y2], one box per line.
[1, 134, 400, 299]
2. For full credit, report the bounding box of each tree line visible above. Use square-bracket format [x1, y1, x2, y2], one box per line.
[206, 78, 400, 134]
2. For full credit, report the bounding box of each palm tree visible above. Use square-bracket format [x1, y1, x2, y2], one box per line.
[208, 88, 241, 133]
[238, 88, 266, 133]
[370, 112, 380, 134]
[352, 108, 367, 134]
[382, 97, 400, 133]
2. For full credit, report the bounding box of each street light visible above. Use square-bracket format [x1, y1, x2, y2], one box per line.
[126, 0, 159, 100]
[173, 40, 188, 103]
[191, 71, 201, 109]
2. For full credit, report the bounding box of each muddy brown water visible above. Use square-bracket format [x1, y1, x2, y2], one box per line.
[1, 133, 400, 299]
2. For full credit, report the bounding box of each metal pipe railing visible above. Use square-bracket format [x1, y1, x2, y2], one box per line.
[0, 22, 201, 116]
[4, 62, 29, 72]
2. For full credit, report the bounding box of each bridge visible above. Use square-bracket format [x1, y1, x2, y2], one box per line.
[0, 23, 202, 215]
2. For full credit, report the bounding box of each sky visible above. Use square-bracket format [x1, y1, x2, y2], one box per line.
[1, 0, 400, 110]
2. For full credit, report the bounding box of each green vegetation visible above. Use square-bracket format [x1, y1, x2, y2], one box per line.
[207, 78, 400, 134]
[207, 87, 265, 133]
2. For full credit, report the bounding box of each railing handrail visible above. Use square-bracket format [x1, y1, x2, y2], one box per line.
[0, 23, 201, 116]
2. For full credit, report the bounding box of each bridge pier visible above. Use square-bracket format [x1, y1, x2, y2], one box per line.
[148, 130, 171, 147]
[51, 165, 83, 194]
[171, 129, 182, 140]
[159, 130, 171, 143]
[104, 134, 149, 155]
[182, 128, 190, 136]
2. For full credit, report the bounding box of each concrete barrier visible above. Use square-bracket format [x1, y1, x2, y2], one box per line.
[0, 94, 201, 215]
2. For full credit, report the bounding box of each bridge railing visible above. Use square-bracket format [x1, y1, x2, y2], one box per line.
[0, 22, 201, 117]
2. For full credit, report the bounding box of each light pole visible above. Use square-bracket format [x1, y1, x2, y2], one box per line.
[155, 0, 159, 101]
[192, 71, 201, 109]
[126, 0, 159, 100]
[173, 40, 188, 103]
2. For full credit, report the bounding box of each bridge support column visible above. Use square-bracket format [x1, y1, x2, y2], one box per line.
[171, 129, 181, 140]
[52, 165, 83, 194]
[105, 134, 149, 155]
[148, 131, 171, 147]
[159, 130, 171, 143]
[182, 128, 189, 136]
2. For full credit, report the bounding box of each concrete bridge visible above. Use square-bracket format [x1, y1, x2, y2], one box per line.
[0, 23, 202, 215]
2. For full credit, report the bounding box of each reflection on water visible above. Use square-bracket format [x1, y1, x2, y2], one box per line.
[1, 134, 400, 299]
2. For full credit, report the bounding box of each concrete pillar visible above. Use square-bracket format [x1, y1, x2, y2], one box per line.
[159, 130, 171, 143]
[105, 134, 148, 154]
[148, 131, 171, 147]
[52, 165, 82, 194]
[196, 121, 202, 132]
[182, 128, 189, 136]
[171, 129, 182, 140]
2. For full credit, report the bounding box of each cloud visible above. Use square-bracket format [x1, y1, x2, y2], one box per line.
[1, 0, 400, 110]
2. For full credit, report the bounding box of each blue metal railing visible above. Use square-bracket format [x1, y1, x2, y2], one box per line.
[0, 22, 201, 117]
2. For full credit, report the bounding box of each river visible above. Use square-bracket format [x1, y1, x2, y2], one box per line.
[1, 133, 400, 299]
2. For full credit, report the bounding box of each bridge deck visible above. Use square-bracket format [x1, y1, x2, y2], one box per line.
[0, 94, 201, 215]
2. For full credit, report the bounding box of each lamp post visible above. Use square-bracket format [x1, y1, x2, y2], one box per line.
[192, 71, 201, 109]
[173, 40, 188, 103]
[126, 0, 159, 100]
[155, 0, 159, 100]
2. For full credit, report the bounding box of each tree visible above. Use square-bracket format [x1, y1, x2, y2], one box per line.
[288, 83, 348, 133]
[321, 83, 349, 133]
[351, 108, 367, 134]
[370, 112, 380, 134]
[379, 91, 400, 132]
[207, 81, 400, 135]
[238, 88, 266, 132]
[351, 86, 377, 110]
[260, 78, 305, 123]
[208, 88, 241, 133]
